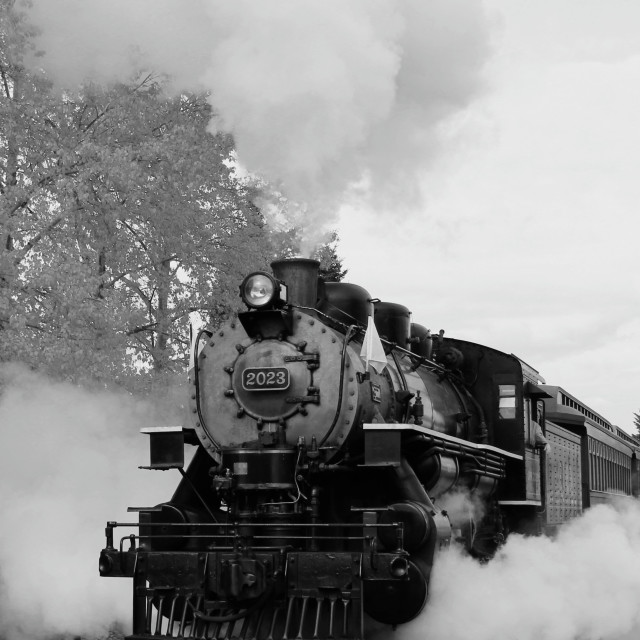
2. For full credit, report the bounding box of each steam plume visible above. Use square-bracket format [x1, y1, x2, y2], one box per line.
[408, 500, 640, 640]
[0, 364, 181, 639]
[22, 0, 492, 250]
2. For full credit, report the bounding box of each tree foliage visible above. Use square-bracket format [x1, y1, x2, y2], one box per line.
[313, 235, 348, 283]
[0, 1, 274, 388]
[634, 411, 640, 438]
[271, 228, 347, 282]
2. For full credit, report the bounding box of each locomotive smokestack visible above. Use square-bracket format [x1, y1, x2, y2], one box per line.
[271, 258, 320, 308]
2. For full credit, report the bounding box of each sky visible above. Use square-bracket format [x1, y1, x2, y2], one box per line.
[336, 1, 640, 431]
[21, 0, 639, 430]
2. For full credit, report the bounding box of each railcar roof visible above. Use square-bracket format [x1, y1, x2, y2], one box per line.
[541, 384, 638, 448]
[541, 385, 613, 431]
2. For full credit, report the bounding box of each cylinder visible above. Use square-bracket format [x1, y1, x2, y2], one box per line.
[317, 282, 373, 327]
[363, 559, 428, 624]
[144, 503, 188, 551]
[410, 323, 433, 360]
[378, 500, 433, 552]
[221, 448, 297, 490]
[374, 302, 411, 351]
[413, 452, 460, 498]
[271, 258, 320, 307]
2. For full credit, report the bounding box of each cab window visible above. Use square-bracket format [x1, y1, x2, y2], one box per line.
[498, 384, 517, 419]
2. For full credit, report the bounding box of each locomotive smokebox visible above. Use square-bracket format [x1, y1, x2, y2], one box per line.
[271, 258, 320, 307]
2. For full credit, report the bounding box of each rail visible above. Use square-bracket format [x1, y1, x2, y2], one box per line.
[104, 520, 407, 553]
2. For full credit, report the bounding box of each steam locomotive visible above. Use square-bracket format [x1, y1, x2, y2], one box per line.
[99, 257, 640, 640]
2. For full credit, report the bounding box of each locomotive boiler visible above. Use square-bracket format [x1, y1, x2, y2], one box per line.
[99, 258, 536, 640]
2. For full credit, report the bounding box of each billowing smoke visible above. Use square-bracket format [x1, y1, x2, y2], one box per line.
[0, 364, 182, 639]
[406, 499, 640, 640]
[22, 0, 492, 251]
[437, 487, 487, 523]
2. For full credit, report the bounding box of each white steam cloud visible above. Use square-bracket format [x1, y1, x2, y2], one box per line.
[0, 364, 181, 640]
[22, 0, 491, 250]
[406, 500, 640, 640]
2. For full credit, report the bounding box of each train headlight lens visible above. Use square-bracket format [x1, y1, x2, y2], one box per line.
[241, 273, 279, 309]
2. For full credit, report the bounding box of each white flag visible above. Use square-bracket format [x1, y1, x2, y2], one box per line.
[189, 312, 206, 371]
[360, 316, 387, 373]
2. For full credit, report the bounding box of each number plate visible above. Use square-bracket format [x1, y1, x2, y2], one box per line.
[242, 367, 290, 391]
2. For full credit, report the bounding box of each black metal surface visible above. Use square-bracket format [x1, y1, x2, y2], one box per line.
[221, 448, 297, 490]
[271, 258, 320, 308]
[110, 546, 372, 640]
[373, 302, 411, 350]
[316, 282, 373, 328]
[409, 323, 432, 360]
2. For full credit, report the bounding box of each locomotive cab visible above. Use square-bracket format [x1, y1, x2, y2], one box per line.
[435, 338, 562, 535]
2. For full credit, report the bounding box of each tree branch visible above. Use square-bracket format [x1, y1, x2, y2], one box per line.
[127, 321, 157, 336]
[13, 215, 65, 265]
[0, 64, 12, 99]
[117, 219, 149, 253]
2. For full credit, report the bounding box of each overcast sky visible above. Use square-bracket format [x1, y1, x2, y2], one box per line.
[337, 1, 640, 431]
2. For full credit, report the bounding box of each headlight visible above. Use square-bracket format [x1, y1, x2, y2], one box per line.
[240, 272, 281, 309]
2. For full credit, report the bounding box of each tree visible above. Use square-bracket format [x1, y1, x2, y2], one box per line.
[0, 2, 274, 387]
[634, 411, 640, 438]
[75, 85, 272, 376]
[270, 228, 347, 282]
[313, 233, 348, 282]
